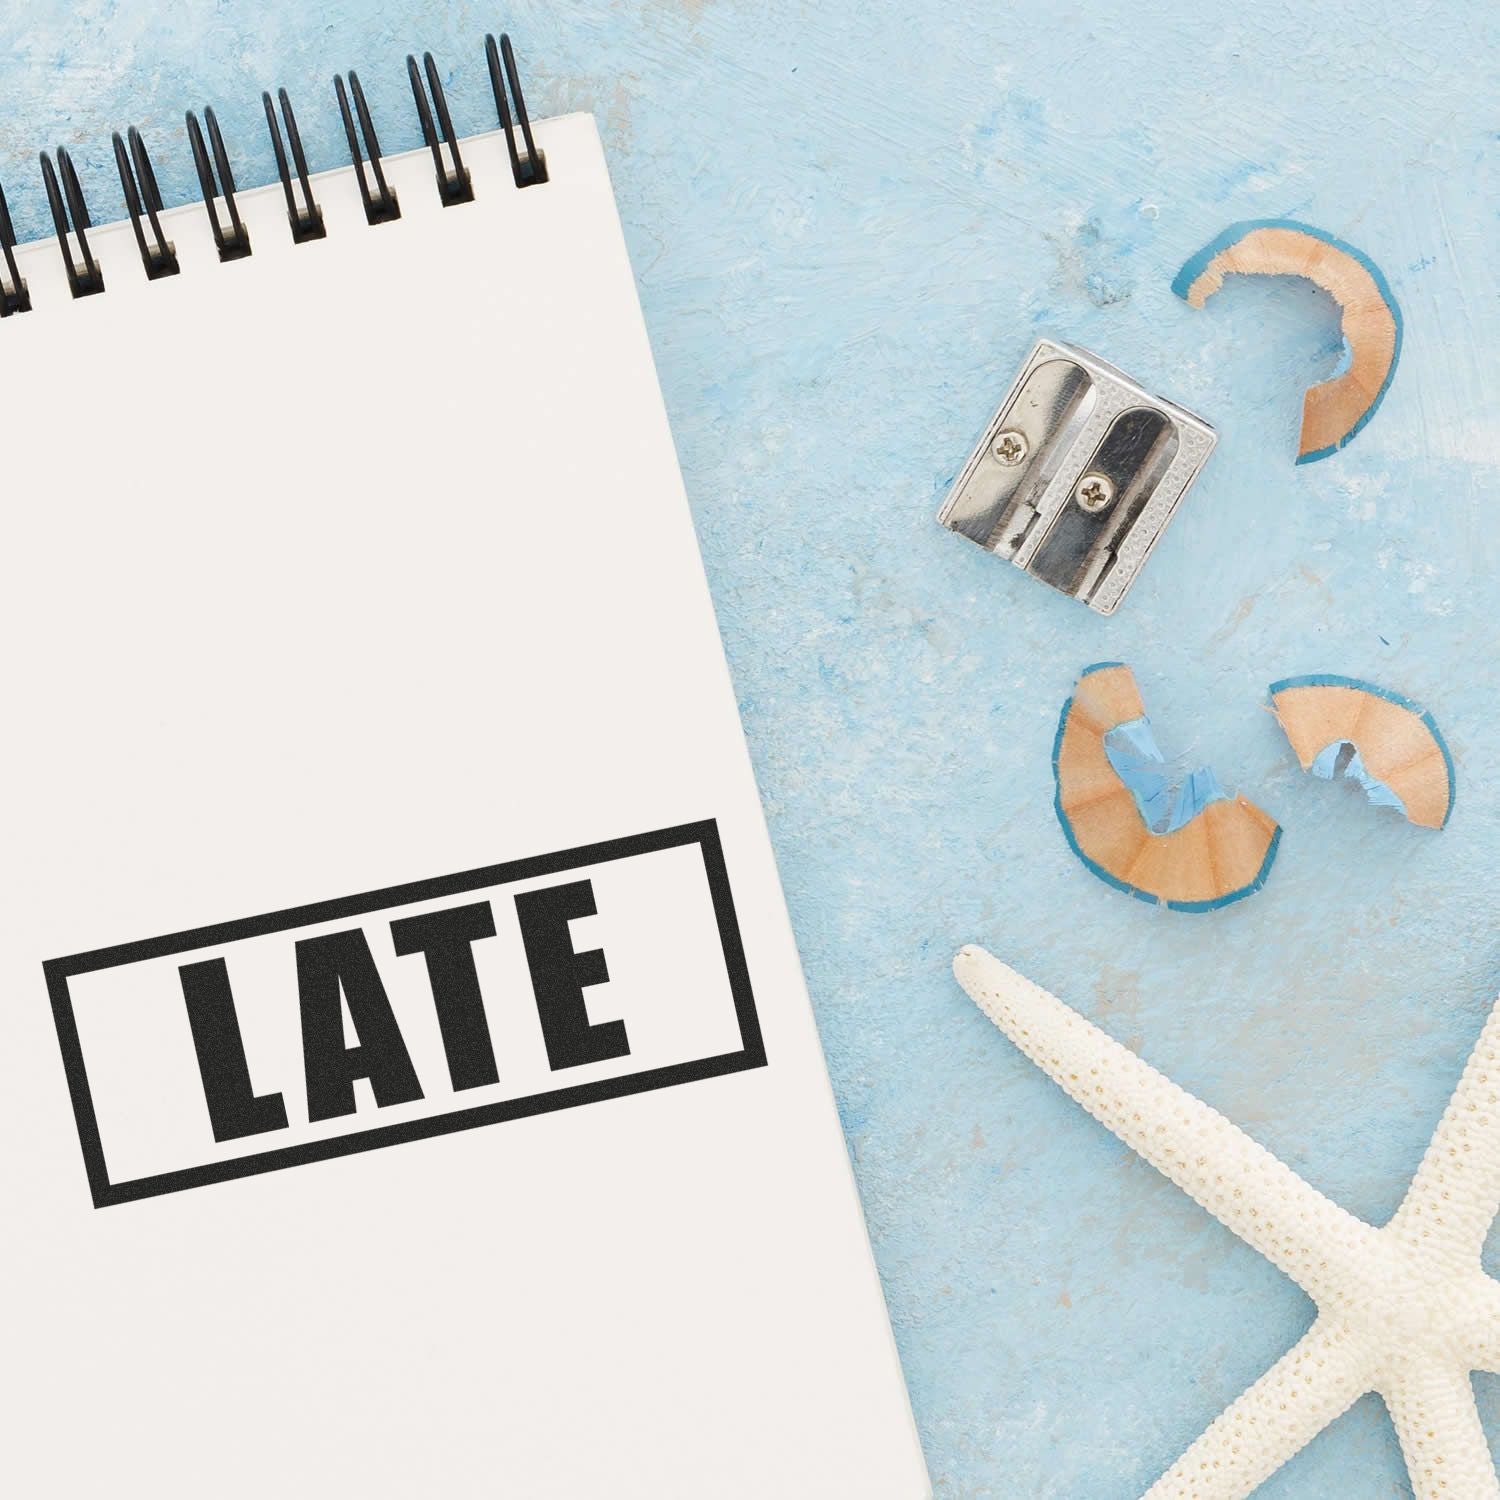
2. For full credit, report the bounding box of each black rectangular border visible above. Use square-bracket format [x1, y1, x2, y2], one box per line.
[45, 819, 765, 1208]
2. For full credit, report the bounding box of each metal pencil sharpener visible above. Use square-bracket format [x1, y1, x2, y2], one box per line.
[937, 340, 1217, 614]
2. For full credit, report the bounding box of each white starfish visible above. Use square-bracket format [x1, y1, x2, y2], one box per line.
[953, 945, 1500, 1499]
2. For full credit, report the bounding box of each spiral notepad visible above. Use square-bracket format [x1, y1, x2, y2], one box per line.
[0, 34, 927, 1500]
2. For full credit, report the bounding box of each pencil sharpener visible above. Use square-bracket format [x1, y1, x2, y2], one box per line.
[937, 339, 1217, 614]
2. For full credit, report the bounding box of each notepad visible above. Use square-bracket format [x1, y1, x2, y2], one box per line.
[0, 40, 928, 1499]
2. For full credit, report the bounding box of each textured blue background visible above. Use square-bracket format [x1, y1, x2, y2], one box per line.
[6, 2, 1499, 1494]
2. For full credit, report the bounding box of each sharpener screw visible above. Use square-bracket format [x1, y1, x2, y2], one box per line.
[1075, 473, 1115, 512]
[993, 430, 1028, 466]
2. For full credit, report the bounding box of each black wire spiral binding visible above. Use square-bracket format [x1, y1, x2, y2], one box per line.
[263, 87, 326, 243]
[335, 71, 400, 224]
[408, 52, 472, 206]
[39, 147, 105, 297]
[186, 106, 251, 261]
[486, 33, 548, 188]
[114, 127, 181, 280]
[0, 180, 30, 315]
[13, 33, 550, 306]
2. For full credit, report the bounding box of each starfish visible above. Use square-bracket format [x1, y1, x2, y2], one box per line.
[953, 945, 1500, 1499]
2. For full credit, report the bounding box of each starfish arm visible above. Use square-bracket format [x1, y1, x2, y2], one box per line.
[1389, 994, 1500, 1267]
[953, 947, 1377, 1303]
[1383, 1359, 1500, 1500]
[1141, 1317, 1370, 1500]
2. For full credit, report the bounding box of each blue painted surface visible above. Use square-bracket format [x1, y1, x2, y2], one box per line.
[5, 1, 1500, 1494]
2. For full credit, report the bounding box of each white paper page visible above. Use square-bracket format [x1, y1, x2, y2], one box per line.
[0, 113, 929, 1498]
